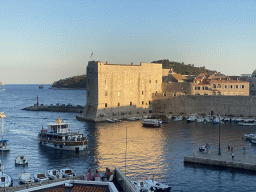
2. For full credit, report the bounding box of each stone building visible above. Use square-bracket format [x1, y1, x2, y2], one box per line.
[79, 61, 162, 121]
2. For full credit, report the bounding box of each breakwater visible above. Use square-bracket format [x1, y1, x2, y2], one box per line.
[184, 149, 256, 171]
[22, 105, 84, 113]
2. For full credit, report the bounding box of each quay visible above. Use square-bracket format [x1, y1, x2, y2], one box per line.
[22, 104, 84, 113]
[184, 149, 256, 171]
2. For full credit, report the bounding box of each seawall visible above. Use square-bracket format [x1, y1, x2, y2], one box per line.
[153, 95, 256, 117]
[22, 105, 84, 113]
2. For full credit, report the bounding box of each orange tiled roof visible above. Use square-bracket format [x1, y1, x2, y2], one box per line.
[210, 79, 248, 83]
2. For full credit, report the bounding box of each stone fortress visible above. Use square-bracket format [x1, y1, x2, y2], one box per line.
[77, 60, 256, 122]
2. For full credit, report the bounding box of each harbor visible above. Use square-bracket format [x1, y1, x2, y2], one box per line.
[1, 85, 256, 191]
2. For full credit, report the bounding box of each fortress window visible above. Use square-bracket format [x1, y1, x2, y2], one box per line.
[142, 91, 144, 95]
[130, 102, 132, 106]
[105, 103, 107, 108]
[230, 85, 233, 89]
[241, 85, 244, 89]
[149, 80, 151, 83]
[118, 102, 120, 107]
[149, 101, 151, 105]
[142, 101, 144, 105]
[224, 85, 227, 89]
[205, 87, 208, 90]
[164, 92, 166, 96]
[236, 85, 238, 89]
[213, 84, 216, 88]
[105, 92, 107, 96]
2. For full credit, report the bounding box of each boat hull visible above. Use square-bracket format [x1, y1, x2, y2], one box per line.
[38, 139, 86, 151]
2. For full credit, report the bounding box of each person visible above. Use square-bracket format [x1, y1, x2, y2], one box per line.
[86, 169, 93, 181]
[106, 168, 113, 181]
[228, 145, 230, 151]
[243, 147, 246, 154]
[231, 152, 235, 160]
[93, 170, 101, 181]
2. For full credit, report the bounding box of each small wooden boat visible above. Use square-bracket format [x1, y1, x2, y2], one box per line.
[19, 173, 34, 184]
[106, 119, 115, 123]
[60, 168, 76, 178]
[34, 171, 49, 182]
[47, 169, 62, 180]
[15, 155, 28, 165]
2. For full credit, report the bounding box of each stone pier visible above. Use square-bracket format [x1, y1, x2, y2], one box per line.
[184, 149, 256, 171]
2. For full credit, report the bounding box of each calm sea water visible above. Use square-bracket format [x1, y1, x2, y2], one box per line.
[0, 84, 256, 191]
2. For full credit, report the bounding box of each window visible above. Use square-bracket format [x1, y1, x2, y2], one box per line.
[149, 80, 151, 83]
[242, 85, 244, 89]
[118, 92, 120, 96]
[118, 102, 120, 107]
[164, 92, 166, 96]
[236, 85, 238, 89]
[230, 85, 233, 89]
[105, 92, 107, 96]
[217, 84, 221, 88]
[205, 87, 208, 90]
[252, 84, 254, 87]
[149, 101, 151, 105]
[105, 103, 107, 108]
[130, 102, 132, 106]
[213, 84, 216, 88]
[195, 87, 200, 90]
[142, 101, 144, 105]
[224, 85, 227, 89]
[142, 91, 144, 95]
[156, 80, 158, 83]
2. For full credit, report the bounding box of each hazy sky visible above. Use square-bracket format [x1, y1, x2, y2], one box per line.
[1, 0, 256, 84]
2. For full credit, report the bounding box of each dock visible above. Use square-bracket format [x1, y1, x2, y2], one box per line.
[22, 104, 84, 113]
[184, 149, 256, 171]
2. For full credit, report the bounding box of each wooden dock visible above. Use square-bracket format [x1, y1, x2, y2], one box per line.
[184, 149, 256, 171]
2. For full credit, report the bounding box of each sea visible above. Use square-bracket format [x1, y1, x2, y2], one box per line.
[0, 84, 256, 191]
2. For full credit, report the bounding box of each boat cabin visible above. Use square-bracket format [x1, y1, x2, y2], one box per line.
[0, 140, 8, 147]
[47, 118, 70, 134]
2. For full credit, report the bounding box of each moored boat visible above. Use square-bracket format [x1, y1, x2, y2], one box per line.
[19, 173, 34, 184]
[15, 155, 28, 165]
[141, 119, 161, 128]
[38, 118, 88, 151]
[187, 115, 197, 122]
[131, 176, 171, 192]
[173, 116, 183, 121]
[34, 171, 49, 182]
[47, 169, 63, 180]
[0, 172, 13, 187]
[243, 133, 256, 140]
[60, 168, 76, 178]
[0, 140, 10, 151]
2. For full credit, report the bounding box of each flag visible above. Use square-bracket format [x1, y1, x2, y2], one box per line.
[90, 52, 93, 58]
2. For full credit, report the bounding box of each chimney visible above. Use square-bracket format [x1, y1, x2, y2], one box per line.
[106, 61, 108, 65]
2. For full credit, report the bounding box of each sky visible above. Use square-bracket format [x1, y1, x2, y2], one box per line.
[1, 0, 256, 84]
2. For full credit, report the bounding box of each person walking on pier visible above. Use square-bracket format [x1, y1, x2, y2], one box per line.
[228, 145, 230, 151]
[231, 152, 235, 160]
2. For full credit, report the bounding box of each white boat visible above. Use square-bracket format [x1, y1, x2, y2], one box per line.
[187, 115, 197, 122]
[252, 139, 256, 144]
[223, 117, 231, 122]
[141, 119, 161, 128]
[60, 168, 76, 178]
[243, 133, 256, 140]
[19, 173, 35, 184]
[106, 119, 115, 123]
[0, 140, 10, 151]
[243, 119, 255, 123]
[173, 116, 183, 121]
[47, 169, 63, 180]
[15, 155, 28, 165]
[131, 178, 171, 192]
[197, 117, 204, 123]
[34, 171, 49, 182]
[0, 172, 13, 187]
[204, 116, 212, 123]
[113, 119, 122, 122]
[38, 117, 88, 151]
[127, 117, 137, 121]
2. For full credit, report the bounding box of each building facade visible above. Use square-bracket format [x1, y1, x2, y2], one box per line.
[81, 61, 162, 121]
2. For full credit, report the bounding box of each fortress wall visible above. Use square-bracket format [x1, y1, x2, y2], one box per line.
[153, 95, 256, 117]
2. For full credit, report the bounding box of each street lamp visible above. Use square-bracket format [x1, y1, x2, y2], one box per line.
[218, 115, 221, 155]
